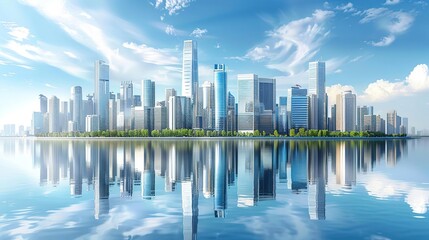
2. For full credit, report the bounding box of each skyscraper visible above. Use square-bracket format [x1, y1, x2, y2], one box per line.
[142, 79, 155, 108]
[278, 97, 287, 134]
[336, 90, 356, 132]
[182, 40, 198, 128]
[259, 78, 276, 134]
[386, 110, 398, 135]
[201, 81, 215, 130]
[237, 74, 259, 133]
[357, 106, 373, 131]
[226, 92, 236, 132]
[39, 94, 47, 113]
[120, 81, 133, 130]
[182, 40, 199, 102]
[214, 64, 227, 131]
[287, 86, 308, 129]
[308, 61, 327, 130]
[94, 60, 109, 130]
[71, 86, 83, 131]
[48, 96, 60, 133]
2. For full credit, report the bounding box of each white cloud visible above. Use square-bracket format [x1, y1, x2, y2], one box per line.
[122, 42, 180, 66]
[165, 25, 175, 35]
[245, 9, 334, 76]
[190, 27, 207, 38]
[45, 83, 57, 89]
[215, 43, 221, 49]
[64, 51, 78, 59]
[1, 72, 15, 77]
[370, 35, 395, 47]
[361, 64, 429, 102]
[154, 0, 194, 15]
[245, 45, 270, 61]
[384, 0, 400, 5]
[335, 3, 356, 13]
[359, 8, 414, 47]
[79, 11, 92, 19]
[7, 26, 30, 41]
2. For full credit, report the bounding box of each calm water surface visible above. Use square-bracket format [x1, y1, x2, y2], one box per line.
[1, 138, 429, 240]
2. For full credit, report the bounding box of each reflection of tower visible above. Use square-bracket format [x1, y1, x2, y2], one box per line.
[85, 142, 96, 189]
[291, 142, 307, 192]
[336, 142, 356, 188]
[48, 142, 60, 186]
[108, 142, 117, 184]
[121, 143, 135, 197]
[214, 142, 227, 217]
[166, 144, 176, 192]
[237, 140, 260, 207]
[142, 142, 155, 199]
[259, 141, 275, 200]
[69, 142, 83, 196]
[308, 142, 327, 220]
[202, 143, 214, 198]
[94, 142, 110, 219]
[278, 141, 288, 184]
[39, 142, 48, 185]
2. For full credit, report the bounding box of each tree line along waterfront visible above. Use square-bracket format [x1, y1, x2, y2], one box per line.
[35, 128, 407, 138]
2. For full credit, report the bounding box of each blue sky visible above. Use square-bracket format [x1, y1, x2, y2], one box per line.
[0, 0, 429, 130]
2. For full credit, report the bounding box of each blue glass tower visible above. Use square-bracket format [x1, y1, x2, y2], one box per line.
[214, 64, 227, 131]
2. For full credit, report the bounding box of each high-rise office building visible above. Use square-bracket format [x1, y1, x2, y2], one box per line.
[133, 95, 141, 107]
[259, 78, 276, 134]
[182, 40, 198, 128]
[226, 92, 237, 132]
[169, 96, 192, 130]
[60, 101, 68, 132]
[287, 86, 308, 129]
[71, 86, 83, 131]
[357, 106, 373, 131]
[31, 112, 44, 135]
[142, 79, 155, 108]
[201, 81, 214, 130]
[308, 94, 318, 129]
[278, 97, 287, 134]
[401, 117, 408, 135]
[329, 105, 337, 132]
[363, 115, 376, 132]
[336, 90, 356, 132]
[308, 61, 327, 130]
[376, 115, 386, 133]
[120, 81, 133, 130]
[182, 40, 198, 102]
[94, 60, 109, 130]
[386, 110, 398, 135]
[86, 115, 99, 132]
[237, 74, 259, 133]
[165, 88, 176, 127]
[154, 104, 168, 130]
[48, 96, 60, 133]
[39, 94, 47, 113]
[108, 96, 117, 131]
[214, 64, 227, 131]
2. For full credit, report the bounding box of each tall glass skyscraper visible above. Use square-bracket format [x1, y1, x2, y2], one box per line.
[94, 60, 109, 130]
[71, 86, 82, 131]
[214, 64, 227, 131]
[142, 79, 155, 108]
[39, 94, 47, 113]
[278, 97, 287, 134]
[259, 78, 276, 134]
[182, 40, 198, 103]
[120, 81, 133, 130]
[237, 74, 259, 133]
[287, 86, 308, 129]
[308, 61, 327, 130]
[48, 95, 60, 133]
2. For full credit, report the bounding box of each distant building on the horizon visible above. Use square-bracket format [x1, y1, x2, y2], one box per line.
[71, 86, 83, 131]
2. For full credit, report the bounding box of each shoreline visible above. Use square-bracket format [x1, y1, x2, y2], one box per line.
[1, 136, 418, 141]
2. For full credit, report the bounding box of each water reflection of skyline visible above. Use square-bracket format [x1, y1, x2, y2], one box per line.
[23, 139, 410, 238]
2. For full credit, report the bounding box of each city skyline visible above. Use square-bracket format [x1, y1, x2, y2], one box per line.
[0, 0, 429, 129]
